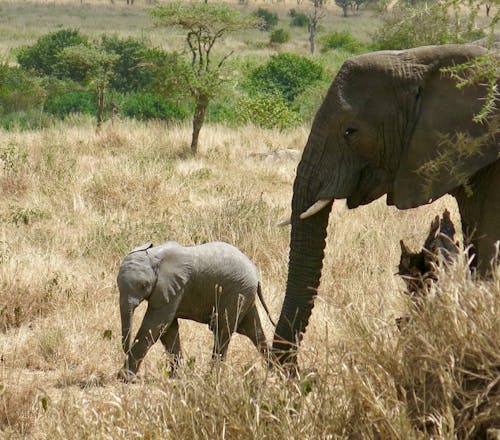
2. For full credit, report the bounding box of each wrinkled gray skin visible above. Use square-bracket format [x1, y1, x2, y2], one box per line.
[118, 241, 274, 381]
[273, 44, 499, 367]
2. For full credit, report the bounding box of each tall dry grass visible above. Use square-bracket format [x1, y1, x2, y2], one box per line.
[0, 119, 498, 438]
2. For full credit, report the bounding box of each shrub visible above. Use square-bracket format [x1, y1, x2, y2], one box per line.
[248, 53, 323, 103]
[0, 64, 46, 114]
[320, 31, 365, 54]
[270, 28, 290, 44]
[373, 2, 484, 50]
[120, 92, 188, 121]
[253, 8, 278, 31]
[53, 44, 118, 85]
[101, 35, 175, 94]
[16, 29, 89, 79]
[236, 91, 299, 129]
[44, 91, 96, 118]
[0, 111, 52, 131]
[288, 9, 310, 27]
[206, 99, 236, 124]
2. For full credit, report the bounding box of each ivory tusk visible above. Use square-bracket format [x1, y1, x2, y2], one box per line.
[277, 217, 291, 227]
[299, 198, 333, 220]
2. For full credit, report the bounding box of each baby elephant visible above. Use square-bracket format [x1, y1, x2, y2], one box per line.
[117, 241, 275, 381]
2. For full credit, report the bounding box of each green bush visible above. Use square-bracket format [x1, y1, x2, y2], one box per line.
[254, 8, 278, 31]
[0, 64, 46, 114]
[270, 28, 290, 44]
[288, 9, 310, 27]
[0, 111, 52, 131]
[206, 99, 236, 124]
[320, 31, 365, 54]
[373, 2, 484, 50]
[120, 92, 188, 121]
[236, 92, 299, 129]
[101, 35, 175, 94]
[248, 53, 323, 103]
[17, 29, 89, 79]
[44, 91, 96, 118]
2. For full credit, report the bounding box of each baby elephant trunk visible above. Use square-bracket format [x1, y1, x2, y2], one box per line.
[120, 296, 139, 354]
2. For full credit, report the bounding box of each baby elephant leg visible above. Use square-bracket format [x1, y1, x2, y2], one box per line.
[119, 305, 176, 381]
[159, 318, 182, 377]
[212, 307, 236, 362]
[236, 305, 269, 357]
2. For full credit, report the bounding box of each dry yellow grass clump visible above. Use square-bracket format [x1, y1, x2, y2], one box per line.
[0, 120, 498, 439]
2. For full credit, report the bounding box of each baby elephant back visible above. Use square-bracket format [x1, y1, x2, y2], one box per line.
[193, 242, 259, 293]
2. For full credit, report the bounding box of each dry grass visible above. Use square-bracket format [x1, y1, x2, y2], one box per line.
[0, 119, 498, 438]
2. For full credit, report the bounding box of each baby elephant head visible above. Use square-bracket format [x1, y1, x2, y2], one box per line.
[117, 242, 157, 354]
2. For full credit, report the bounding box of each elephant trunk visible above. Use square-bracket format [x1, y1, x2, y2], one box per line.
[273, 160, 333, 365]
[120, 296, 138, 354]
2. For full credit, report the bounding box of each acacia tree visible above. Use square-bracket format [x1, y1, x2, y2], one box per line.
[56, 44, 118, 128]
[334, 0, 351, 17]
[152, 3, 260, 154]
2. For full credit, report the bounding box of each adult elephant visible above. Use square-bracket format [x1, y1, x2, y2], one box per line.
[273, 44, 499, 366]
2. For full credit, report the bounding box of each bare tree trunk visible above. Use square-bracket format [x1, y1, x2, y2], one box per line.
[309, 22, 316, 54]
[191, 95, 209, 155]
[97, 85, 105, 130]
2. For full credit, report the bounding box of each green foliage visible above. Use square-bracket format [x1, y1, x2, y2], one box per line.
[320, 31, 365, 54]
[253, 8, 278, 31]
[44, 91, 96, 118]
[373, 1, 484, 49]
[152, 3, 260, 35]
[16, 29, 89, 79]
[206, 98, 237, 124]
[236, 92, 299, 129]
[293, 79, 330, 122]
[441, 54, 499, 124]
[120, 93, 189, 121]
[248, 53, 323, 103]
[288, 9, 310, 27]
[101, 35, 158, 93]
[0, 111, 52, 131]
[0, 63, 46, 114]
[270, 28, 291, 44]
[55, 44, 118, 127]
[152, 2, 261, 153]
[54, 44, 118, 86]
[101, 35, 178, 94]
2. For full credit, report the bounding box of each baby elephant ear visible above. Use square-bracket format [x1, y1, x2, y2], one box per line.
[154, 244, 194, 304]
[129, 242, 154, 254]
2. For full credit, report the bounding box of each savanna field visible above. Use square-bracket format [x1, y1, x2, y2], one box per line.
[1, 1, 499, 438]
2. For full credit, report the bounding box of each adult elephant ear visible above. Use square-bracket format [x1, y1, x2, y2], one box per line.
[150, 242, 194, 304]
[392, 44, 498, 209]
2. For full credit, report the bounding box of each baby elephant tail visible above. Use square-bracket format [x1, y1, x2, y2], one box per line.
[257, 282, 276, 327]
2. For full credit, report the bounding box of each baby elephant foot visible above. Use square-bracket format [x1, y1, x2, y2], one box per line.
[117, 368, 137, 383]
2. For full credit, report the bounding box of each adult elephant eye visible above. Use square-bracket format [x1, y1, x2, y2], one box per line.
[344, 128, 357, 137]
